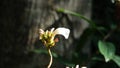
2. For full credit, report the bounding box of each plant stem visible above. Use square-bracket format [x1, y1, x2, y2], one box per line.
[103, 29, 115, 41]
[47, 48, 53, 68]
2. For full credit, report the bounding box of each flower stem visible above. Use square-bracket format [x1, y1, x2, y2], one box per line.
[47, 48, 53, 68]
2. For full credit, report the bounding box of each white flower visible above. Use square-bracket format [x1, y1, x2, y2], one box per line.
[53, 28, 70, 39]
[39, 27, 70, 48]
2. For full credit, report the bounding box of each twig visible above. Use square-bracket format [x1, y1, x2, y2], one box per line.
[47, 48, 53, 68]
[103, 29, 116, 41]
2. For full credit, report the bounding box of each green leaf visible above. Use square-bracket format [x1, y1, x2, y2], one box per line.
[112, 55, 120, 67]
[56, 8, 105, 36]
[56, 8, 96, 29]
[98, 40, 115, 62]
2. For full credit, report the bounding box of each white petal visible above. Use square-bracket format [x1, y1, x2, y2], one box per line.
[81, 66, 87, 68]
[39, 29, 44, 34]
[50, 28, 55, 33]
[53, 28, 70, 39]
[75, 65, 79, 68]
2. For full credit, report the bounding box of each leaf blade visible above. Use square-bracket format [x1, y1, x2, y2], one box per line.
[112, 55, 120, 67]
[98, 40, 115, 62]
